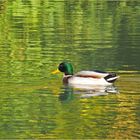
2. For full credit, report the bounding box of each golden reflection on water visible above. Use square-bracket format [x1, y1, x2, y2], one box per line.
[0, 73, 140, 139]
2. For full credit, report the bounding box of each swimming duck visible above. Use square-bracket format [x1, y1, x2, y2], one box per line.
[52, 62, 119, 86]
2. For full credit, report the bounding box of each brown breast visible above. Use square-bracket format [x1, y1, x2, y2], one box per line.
[63, 75, 73, 84]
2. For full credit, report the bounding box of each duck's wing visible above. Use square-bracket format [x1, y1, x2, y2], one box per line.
[75, 71, 109, 79]
[75, 70, 119, 83]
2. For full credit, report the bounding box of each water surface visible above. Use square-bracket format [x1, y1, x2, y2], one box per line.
[0, 0, 140, 139]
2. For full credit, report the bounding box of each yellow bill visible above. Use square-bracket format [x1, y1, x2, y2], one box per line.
[52, 69, 61, 74]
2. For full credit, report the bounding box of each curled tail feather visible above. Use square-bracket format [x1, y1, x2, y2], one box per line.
[104, 73, 119, 83]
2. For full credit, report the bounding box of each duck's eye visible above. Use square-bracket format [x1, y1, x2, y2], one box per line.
[58, 63, 65, 72]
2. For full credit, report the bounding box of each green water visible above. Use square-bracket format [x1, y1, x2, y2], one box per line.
[0, 0, 140, 139]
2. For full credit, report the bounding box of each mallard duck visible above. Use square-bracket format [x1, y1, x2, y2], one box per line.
[52, 62, 119, 86]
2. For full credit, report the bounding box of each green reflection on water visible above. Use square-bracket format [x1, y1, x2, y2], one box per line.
[0, 0, 140, 139]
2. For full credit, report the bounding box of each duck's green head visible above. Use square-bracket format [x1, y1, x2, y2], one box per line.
[52, 62, 73, 75]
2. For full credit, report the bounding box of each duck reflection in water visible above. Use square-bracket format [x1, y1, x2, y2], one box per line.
[59, 84, 119, 102]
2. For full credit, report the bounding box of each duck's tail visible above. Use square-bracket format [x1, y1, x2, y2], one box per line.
[104, 73, 119, 83]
